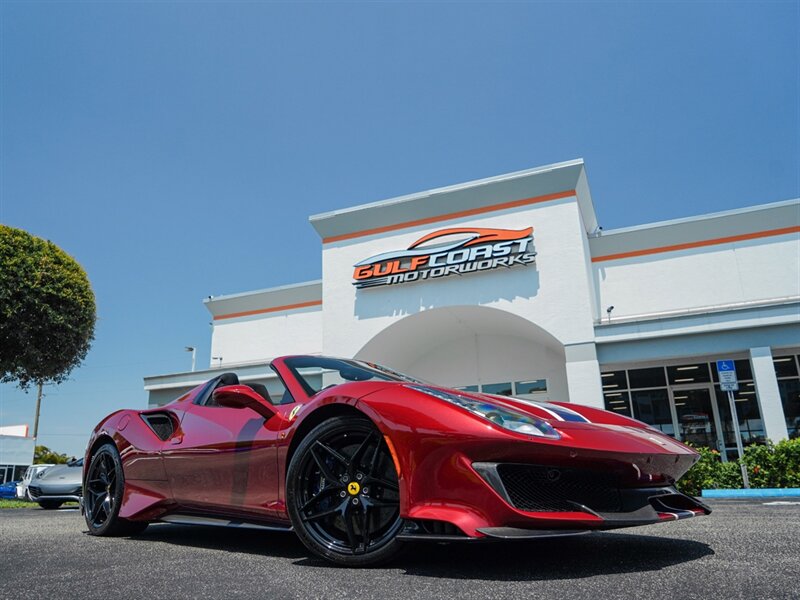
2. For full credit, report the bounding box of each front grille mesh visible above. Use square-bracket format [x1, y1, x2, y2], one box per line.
[25, 485, 81, 499]
[496, 464, 622, 512]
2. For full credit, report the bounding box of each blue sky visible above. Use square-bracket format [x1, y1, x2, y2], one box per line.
[1, 2, 797, 457]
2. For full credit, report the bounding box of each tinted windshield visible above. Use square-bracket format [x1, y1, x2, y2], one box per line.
[282, 356, 421, 397]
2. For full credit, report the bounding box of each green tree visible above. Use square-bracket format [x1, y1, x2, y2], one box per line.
[0, 225, 96, 436]
[34, 445, 70, 464]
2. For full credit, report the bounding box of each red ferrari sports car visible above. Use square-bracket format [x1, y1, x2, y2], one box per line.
[83, 355, 710, 566]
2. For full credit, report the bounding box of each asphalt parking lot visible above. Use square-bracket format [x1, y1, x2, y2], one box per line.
[1, 499, 798, 600]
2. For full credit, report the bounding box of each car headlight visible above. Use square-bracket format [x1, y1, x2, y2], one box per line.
[406, 385, 560, 440]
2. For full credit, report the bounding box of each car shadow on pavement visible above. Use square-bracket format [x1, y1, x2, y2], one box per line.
[106, 523, 713, 580]
[387, 532, 714, 581]
[127, 523, 308, 560]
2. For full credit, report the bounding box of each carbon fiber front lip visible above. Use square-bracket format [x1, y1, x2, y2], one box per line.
[476, 527, 591, 540]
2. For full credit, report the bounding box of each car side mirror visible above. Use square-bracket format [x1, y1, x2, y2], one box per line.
[212, 385, 275, 420]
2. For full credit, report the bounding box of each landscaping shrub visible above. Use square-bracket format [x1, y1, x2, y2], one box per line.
[772, 438, 800, 487]
[676, 438, 800, 496]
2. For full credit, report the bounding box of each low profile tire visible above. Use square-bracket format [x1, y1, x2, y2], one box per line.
[287, 416, 403, 567]
[38, 500, 62, 510]
[84, 443, 148, 536]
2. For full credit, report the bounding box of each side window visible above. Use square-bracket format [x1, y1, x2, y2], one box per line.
[265, 376, 295, 405]
[195, 373, 241, 407]
[193, 380, 219, 406]
[193, 373, 295, 407]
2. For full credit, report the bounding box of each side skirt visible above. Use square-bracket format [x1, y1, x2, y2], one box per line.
[159, 514, 293, 533]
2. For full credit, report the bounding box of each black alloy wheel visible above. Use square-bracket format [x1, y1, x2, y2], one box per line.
[84, 443, 148, 536]
[287, 416, 403, 566]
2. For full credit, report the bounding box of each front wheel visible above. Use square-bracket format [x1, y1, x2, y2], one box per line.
[286, 416, 403, 566]
[83, 443, 148, 536]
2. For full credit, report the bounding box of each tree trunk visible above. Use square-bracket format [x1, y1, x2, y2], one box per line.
[33, 381, 43, 439]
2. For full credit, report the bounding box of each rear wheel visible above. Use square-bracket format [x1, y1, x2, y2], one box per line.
[84, 443, 148, 536]
[38, 500, 62, 510]
[287, 416, 403, 566]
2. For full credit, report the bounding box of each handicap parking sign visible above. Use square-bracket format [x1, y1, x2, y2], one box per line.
[716, 360, 739, 392]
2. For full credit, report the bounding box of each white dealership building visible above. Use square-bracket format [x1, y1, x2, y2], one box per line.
[145, 159, 800, 459]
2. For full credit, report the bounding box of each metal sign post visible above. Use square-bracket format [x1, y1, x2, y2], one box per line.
[716, 360, 749, 489]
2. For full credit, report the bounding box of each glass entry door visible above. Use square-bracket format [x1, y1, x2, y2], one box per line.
[603, 362, 765, 461]
[671, 386, 728, 458]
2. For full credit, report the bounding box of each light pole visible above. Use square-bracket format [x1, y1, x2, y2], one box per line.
[185, 346, 196, 372]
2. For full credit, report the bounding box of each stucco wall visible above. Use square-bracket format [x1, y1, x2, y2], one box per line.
[210, 307, 323, 367]
[405, 334, 569, 402]
[321, 196, 598, 360]
[594, 233, 800, 320]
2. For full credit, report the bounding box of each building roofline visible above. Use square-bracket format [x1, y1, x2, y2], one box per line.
[589, 197, 799, 263]
[598, 198, 800, 237]
[204, 279, 322, 304]
[309, 159, 598, 243]
[309, 159, 586, 222]
[204, 280, 322, 320]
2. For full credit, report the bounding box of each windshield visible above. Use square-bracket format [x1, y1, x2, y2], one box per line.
[282, 356, 422, 397]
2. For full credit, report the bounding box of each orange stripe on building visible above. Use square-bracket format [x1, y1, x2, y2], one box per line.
[214, 299, 322, 321]
[591, 226, 800, 263]
[322, 189, 576, 243]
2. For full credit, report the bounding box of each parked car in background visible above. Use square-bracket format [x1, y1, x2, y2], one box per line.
[16, 464, 54, 500]
[28, 458, 83, 509]
[0, 480, 21, 499]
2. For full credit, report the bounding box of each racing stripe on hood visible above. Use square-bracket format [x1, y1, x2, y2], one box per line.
[533, 401, 591, 423]
[479, 394, 590, 423]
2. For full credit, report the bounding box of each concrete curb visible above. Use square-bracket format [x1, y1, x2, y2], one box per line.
[701, 488, 800, 498]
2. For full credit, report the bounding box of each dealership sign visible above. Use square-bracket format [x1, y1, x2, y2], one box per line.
[352, 227, 536, 289]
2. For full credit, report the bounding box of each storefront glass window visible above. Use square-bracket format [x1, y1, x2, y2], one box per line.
[710, 359, 753, 382]
[457, 380, 548, 396]
[482, 382, 513, 396]
[603, 391, 632, 416]
[714, 385, 766, 445]
[667, 363, 712, 385]
[773, 356, 799, 378]
[600, 370, 627, 390]
[631, 389, 674, 436]
[674, 388, 717, 448]
[628, 367, 666, 389]
[778, 379, 800, 439]
[515, 379, 547, 394]
[602, 358, 765, 455]
[773, 355, 800, 439]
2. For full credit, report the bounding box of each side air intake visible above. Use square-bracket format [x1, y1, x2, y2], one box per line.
[141, 413, 176, 441]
